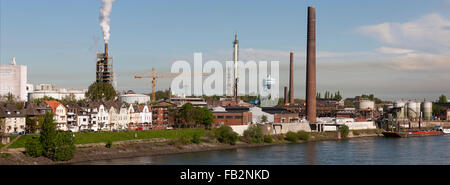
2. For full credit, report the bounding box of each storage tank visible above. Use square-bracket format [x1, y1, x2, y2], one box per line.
[357, 100, 375, 110]
[407, 101, 417, 119]
[415, 102, 421, 119]
[394, 101, 406, 119]
[423, 101, 432, 121]
[119, 94, 151, 104]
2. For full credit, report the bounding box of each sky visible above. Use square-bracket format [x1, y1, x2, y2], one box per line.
[1, 0, 450, 101]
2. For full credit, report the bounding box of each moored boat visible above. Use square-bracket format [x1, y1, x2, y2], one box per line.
[382, 130, 444, 137]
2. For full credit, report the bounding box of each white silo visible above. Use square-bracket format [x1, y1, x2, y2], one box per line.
[394, 100, 406, 119]
[423, 101, 432, 121]
[358, 100, 375, 111]
[415, 102, 421, 119]
[407, 101, 417, 119]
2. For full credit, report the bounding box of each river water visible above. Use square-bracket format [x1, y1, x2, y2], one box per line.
[76, 135, 449, 165]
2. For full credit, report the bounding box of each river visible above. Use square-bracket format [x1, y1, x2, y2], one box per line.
[75, 135, 449, 165]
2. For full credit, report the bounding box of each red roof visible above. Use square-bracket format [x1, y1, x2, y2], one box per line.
[43, 100, 65, 114]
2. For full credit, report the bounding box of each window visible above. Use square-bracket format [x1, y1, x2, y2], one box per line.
[217, 116, 224, 119]
[226, 116, 233, 119]
[235, 116, 243, 119]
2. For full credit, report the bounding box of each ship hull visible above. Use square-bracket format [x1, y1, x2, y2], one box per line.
[382, 131, 443, 138]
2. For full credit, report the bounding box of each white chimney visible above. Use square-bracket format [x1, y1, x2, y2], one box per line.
[12, 57, 16, 65]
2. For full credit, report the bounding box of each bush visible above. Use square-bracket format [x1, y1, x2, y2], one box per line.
[191, 133, 201, 144]
[179, 134, 191, 145]
[352, 130, 360, 136]
[243, 125, 264, 143]
[297, 131, 310, 141]
[214, 126, 238, 145]
[263, 135, 273, 143]
[339, 125, 349, 138]
[285, 131, 299, 142]
[52, 132, 76, 161]
[25, 136, 43, 157]
[105, 140, 113, 148]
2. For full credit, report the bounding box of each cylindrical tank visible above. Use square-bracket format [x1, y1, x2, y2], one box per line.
[407, 101, 417, 119]
[357, 100, 375, 110]
[415, 102, 421, 118]
[394, 101, 406, 119]
[423, 101, 432, 121]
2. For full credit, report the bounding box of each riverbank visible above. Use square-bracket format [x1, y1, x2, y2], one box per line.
[0, 130, 383, 165]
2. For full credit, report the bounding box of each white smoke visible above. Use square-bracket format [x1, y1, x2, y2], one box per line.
[99, 0, 115, 43]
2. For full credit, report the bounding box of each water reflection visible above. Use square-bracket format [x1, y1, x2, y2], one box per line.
[305, 142, 316, 165]
[74, 136, 449, 165]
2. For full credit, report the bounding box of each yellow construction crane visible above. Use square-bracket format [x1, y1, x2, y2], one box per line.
[135, 68, 209, 102]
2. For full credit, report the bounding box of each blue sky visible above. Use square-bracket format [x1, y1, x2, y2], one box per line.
[1, 0, 450, 101]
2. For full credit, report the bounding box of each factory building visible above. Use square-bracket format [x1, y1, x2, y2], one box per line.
[28, 84, 87, 101]
[212, 107, 253, 126]
[0, 57, 32, 102]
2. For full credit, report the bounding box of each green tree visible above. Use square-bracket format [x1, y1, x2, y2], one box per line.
[179, 103, 195, 128]
[214, 126, 238, 145]
[85, 82, 117, 101]
[39, 112, 58, 159]
[433, 103, 446, 116]
[335, 91, 342, 101]
[26, 117, 41, 134]
[53, 131, 76, 161]
[339, 125, 350, 138]
[25, 136, 43, 157]
[243, 124, 264, 143]
[194, 107, 215, 129]
[261, 115, 268, 123]
[60, 93, 77, 105]
[439, 94, 447, 103]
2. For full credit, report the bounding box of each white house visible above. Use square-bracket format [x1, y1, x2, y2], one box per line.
[0, 105, 26, 134]
[117, 104, 130, 130]
[44, 100, 67, 131]
[139, 105, 152, 130]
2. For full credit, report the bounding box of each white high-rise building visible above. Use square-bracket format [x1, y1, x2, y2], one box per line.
[0, 57, 30, 102]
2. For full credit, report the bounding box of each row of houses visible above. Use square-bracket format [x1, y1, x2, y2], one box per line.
[0, 100, 164, 134]
[1, 97, 302, 134]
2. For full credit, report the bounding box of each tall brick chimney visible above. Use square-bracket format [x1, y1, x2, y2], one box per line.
[289, 52, 294, 104]
[306, 6, 317, 123]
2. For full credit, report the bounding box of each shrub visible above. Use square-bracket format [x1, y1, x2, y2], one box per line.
[105, 140, 113, 148]
[25, 136, 43, 157]
[339, 125, 349, 138]
[352, 130, 360, 136]
[243, 125, 264, 143]
[285, 131, 299, 142]
[179, 134, 191, 145]
[297, 131, 310, 141]
[214, 126, 238, 145]
[191, 133, 201, 144]
[263, 135, 273, 143]
[1, 153, 11, 158]
[52, 132, 76, 161]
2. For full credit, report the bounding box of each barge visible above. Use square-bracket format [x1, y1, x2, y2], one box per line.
[382, 130, 444, 137]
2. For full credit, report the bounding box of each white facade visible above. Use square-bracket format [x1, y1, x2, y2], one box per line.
[77, 112, 90, 132]
[250, 107, 274, 124]
[117, 105, 130, 130]
[139, 105, 152, 124]
[28, 84, 86, 101]
[119, 94, 150, 104]
[96, 105, 110, 131]
[0, 58, 28, 101]
[54, 104, 68, 131]
[2, 117, 26, 134]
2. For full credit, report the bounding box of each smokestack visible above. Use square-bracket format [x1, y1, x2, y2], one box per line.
[306, 6, 317, 123]
[105, 43, 109, 57]
[284, 86, 289, 105]
[289, 52, 294, 104]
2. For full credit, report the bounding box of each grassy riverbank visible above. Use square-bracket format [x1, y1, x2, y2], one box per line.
[7, 129, 205, 149]
[0, 128, 384, 165]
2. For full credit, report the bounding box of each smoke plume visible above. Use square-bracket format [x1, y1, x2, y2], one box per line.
[99, 0, 115, 43]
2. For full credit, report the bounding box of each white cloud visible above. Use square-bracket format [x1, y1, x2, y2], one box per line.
[376, 47, 414, 54]
[358, 13, 450, 52]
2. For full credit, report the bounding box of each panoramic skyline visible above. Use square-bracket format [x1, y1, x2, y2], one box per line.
[1, 0, 450, 101]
